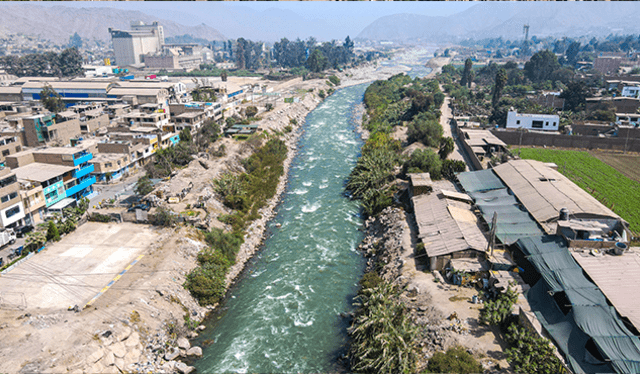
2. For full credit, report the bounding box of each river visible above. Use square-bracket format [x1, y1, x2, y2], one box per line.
[193, 50, 434, 373]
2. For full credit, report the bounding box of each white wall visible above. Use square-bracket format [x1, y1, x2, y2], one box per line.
[506, 111, 560, 131]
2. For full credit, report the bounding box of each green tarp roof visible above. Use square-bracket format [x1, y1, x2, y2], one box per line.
[519, 236, 640, 374]
[457, 169, 505, 192]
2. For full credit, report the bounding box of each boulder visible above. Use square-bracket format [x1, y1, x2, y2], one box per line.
[119, 326, 132, 341]
[177, 337, 190, 350]
[87, 348, 104, 364]
[175, 362, 195, 374]
[103, 351, 115, 367]
[197, 325, 206, 331]
[124, 331, 140, 347]
[165, 348, 180, 361]
[111, 342, 126, 358]
[186, 346, 202, 357]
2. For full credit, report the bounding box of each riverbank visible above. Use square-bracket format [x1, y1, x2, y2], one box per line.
[0, 60, 408, 374]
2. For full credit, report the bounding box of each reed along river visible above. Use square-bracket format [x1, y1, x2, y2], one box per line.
[193, 83, 370, 373]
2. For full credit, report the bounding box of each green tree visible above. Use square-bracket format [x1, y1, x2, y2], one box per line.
[40, 84, 65, 113]
[306, 49, 328, 73]
[135, 176, 154, 196]
[68, 32, 82, 49]
[58, 47, 83, 77]
[559, 81, 590, 112]
[179, 128, 192, 143]
[245, 106, 258, 118]
[438, 137, 455, 160]
[46, 220, 60, 242]
[407, 112, 443, 147]
[220, 70, 228, 82]
[492, 68, 508, 108]
[460, 58, 473, 88]
[404, 149, 442, 179]
[565, 41, 581, 67]
[524, 50, 560, 83]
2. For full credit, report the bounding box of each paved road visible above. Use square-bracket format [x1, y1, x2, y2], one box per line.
[90, 170, 144, 208]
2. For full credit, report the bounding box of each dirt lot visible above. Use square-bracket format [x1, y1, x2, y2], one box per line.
[0, 223, 158, 311]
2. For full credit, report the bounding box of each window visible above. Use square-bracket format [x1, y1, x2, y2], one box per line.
[532, 120, 544, 129]
[553, 122, 557, 127]
[2, 150, 9, 157]
[0, 175, 16, 188]
[545, 122, 549, 126]
[105, 163, 112, 167]
[5, 205, 20, 219]
[516, 120, 520, 125]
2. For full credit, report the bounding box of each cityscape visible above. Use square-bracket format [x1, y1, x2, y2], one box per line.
[0, 2, 639, 374]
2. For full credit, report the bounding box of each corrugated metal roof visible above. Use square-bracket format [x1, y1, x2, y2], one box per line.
[572, 250, 640, 332]
[493, 160, 621, 227]
[413, 193, 487, 257]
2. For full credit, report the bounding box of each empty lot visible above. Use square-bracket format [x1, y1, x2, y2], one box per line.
[0, 222, 158, 310]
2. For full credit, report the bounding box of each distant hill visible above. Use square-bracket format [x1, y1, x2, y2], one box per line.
[0, 4, 226, 45]
[357, 2, 640, 42]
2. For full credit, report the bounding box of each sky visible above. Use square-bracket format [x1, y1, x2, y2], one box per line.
[37, 1, 477, 41]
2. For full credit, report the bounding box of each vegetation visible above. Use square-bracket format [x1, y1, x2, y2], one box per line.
[0, 47, 83, 77]
[479, 283, 518, 326]
[135, 176, 154, 196]
[273, 36, 354, 71]
[40, 84, 65, 114]
[515, 148, 640, 232]
[46, 220, 60, 242]
[505, 324, 566, 374]
[153, 207, 177, 227]
[144, 143, 196, 178]
[425, 346, 483, 374]
[184, 244, 232, 306]
[348, 281, 418, 374]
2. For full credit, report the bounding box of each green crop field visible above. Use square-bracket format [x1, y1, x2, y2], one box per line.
[514, 148, 640, 233]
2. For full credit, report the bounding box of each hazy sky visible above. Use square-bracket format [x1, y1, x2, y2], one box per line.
[38, 1, 477, 40]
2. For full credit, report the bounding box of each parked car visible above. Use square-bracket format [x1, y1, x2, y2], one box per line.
[14, 224, 34, 238]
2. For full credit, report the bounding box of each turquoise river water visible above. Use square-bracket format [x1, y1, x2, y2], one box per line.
[193, 53, 434, 373]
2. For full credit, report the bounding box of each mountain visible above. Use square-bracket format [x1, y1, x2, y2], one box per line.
[357, 2, 640, 42]
[0, 4, 226, 44]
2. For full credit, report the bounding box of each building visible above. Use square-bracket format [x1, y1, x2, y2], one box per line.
[0, 135, 22, 166]
[109, 21, 164, 66]
[532, 92, 565, 110]
[22, 113, 82, 147]
[19, 180, 45, 225]
[121, 110, 170, 128]
[412, 190, 487, 271]
[13, 162, 74, 210]
[21, 81, 115, 103]
[0, 86, 23, 102]
[144, 44, 204, 71]
[0, 167, 26, 229]
[593, 56, 622, 75]
[30, 146, 97, 201]
[586, 97, 640, 114]
[621, 85, 640, 98]
[506, 110, 559, 131]
[458, 128, 508, 170]
[90, 153, 132, 183]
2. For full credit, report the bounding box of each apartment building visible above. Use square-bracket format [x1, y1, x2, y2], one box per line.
[0, 167, 26, 229]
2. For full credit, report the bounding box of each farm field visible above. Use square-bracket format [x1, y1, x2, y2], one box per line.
[590, 151, 640, 183]
[515, 148, 640, 233]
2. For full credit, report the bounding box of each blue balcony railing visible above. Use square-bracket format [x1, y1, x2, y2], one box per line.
[74, 164, 94, 179]
[65, 176, 96, 198]
[73, 152, 93, 166]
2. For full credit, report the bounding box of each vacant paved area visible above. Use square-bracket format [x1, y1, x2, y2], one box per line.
[0, 222, 158, 310]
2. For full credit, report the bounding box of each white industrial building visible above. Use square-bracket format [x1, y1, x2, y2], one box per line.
[506, 110, 559, 131]
[109, 21, 164, 66]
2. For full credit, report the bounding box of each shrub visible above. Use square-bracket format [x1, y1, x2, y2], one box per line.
[359, 272, 383, 292]
[505, 324, 565, 374]
[135, 176, 154, 196]
[245, 106, 258, 118]
[318, 90, 326, 99]
[348, 281, 418, 374]
[153, 207, 177, 227]
[46, 220, 60, 242]
[89, 213, 112, 223]
[183, 262, 228, 306]
[479, 283, 518, 326]
[204, 228, 243, 264]
[404, 148, 442, 179]
[425, 346, 483, 374]
[328, 75, 341, 86]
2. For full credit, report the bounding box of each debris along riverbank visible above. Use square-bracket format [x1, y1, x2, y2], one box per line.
[0, 60, 406, 374]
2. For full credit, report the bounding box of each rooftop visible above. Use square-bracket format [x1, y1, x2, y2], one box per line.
[572, 249, 640, 332]
[413, 192, 487, 257]
[492, 160, 621, 233]
[13, 162, 74, 183]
